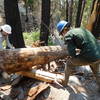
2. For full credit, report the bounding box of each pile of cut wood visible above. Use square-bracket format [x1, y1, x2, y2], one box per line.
[0, 44, 100, 100]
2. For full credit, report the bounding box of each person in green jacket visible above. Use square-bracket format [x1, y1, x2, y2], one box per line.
[57, 20, 100, 90]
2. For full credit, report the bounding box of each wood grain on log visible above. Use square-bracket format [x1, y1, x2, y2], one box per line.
[0, 46, 68, 73]
[17, 69, 64, 83]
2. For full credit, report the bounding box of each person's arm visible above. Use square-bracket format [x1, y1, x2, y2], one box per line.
[64, 33, 77, 57]
[0, 37, 3, 49]
[6, 36, 13, 49]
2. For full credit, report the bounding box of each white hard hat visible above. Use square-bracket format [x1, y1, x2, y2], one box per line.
[1, 24, 12, 34]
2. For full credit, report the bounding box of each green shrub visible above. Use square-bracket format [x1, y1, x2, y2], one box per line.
[23, 31, 54, 46]
[23, 31, 40, 46]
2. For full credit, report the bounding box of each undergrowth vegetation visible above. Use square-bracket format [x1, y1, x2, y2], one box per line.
[23, 31, 53, 46]
[23, 31, 40, 46]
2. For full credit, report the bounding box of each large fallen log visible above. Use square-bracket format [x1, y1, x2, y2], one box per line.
[0, 46, 68, 73]
[0, 45, 99, 74]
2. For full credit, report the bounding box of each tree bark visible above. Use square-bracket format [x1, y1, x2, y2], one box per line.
[91, 0, 96, 13]
[0, 46, 68, 73]
[4, 0, 25, 48]
[40, 0, 51, 46]
[86, 0, 100, 39]
[80, 0, 86, 25]
[68, 0, 73, 24]
[66, 0, 69, 21]
[86, 0, 97, 31]
[17, 69, 64, 83]
[91, 0, 100, 38]
[75, 0, 85, 27]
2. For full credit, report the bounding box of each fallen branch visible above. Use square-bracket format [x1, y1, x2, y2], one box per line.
[17, 69, 64, 83]
[27, 82, 49, 100]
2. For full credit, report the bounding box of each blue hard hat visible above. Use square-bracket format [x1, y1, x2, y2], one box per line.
[57, 20, 70, 33]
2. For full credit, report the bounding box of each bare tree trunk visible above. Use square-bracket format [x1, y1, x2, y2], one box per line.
[91, 0, 96, 13]
[92, 0, 100, 38]
[68, 0, 73, 24]
[80, 0, 86, 24]
[86, 0, 100, 38]
[66, 0, 69, 21]
[4, 0, 25, 48]
[75, 0, 85, 27]
[86, 0, 97, 31]
[40, 0, 51, 46]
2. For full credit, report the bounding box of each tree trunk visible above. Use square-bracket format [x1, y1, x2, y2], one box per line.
[86, 0, 97, 31]
[86, 0, 100, 38]
[75, 0, 85, 27]
[68, 0, 73, 24]
[4, 0, 25, 48]
[40, 0, 51, 46]
[66, 0, 69, 21]
[80, 0, 86, 24]
[91, 0, 96, 13]
[91, 0, 100, 38]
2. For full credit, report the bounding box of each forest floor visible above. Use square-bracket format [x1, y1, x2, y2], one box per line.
[0, 60, 100, 100]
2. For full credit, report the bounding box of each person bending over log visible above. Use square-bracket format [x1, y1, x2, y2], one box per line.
[0, 24, 14, 80]
[56, 20, 100, 91]
[0, 24, 13, 49]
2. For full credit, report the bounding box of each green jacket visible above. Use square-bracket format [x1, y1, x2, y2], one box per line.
[64, 27, 100, 62]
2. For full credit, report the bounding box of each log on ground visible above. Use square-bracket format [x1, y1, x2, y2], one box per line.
[17, 69, 64, 83]
[0, 45, 68, 73]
